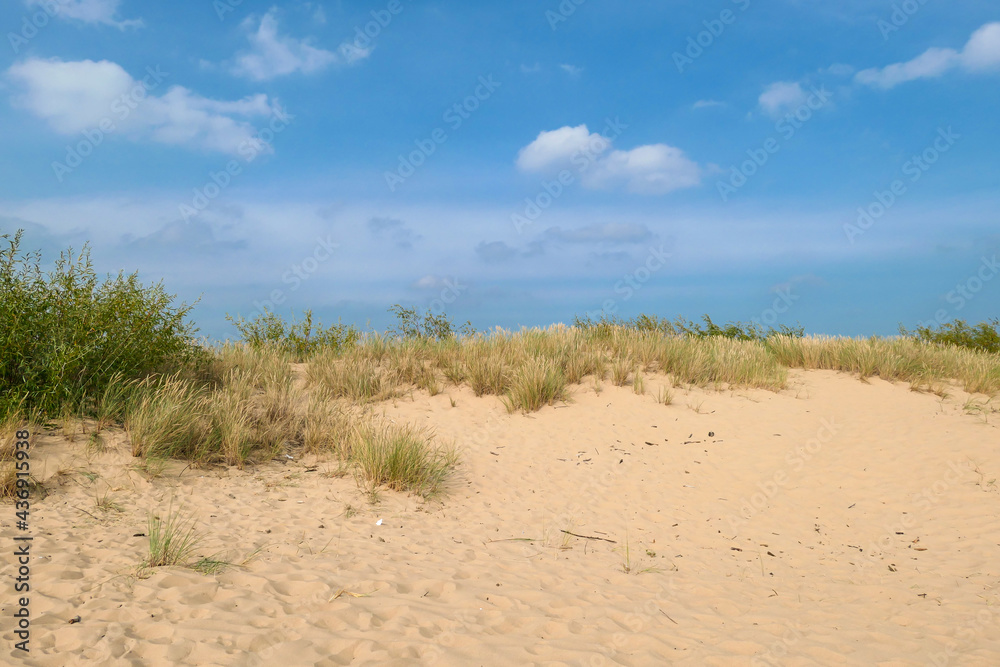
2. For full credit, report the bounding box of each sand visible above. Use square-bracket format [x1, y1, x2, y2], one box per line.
[2, 369, 999, 666]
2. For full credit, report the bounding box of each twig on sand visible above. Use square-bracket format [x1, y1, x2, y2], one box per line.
[660, 610, 678, 624]
[329, 589, 367, 601]
[486, 537, 537, 543]
[560, 530, 617, 544]
[74, 506, 100, 521]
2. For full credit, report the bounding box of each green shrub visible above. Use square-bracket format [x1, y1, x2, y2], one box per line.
[388, 304, 474, 341]
[226, 308, 359, 360]
[900, 319, 1000, 354]
[0, 230, 201, 418]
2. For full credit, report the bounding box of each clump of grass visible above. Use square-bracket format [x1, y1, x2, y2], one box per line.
[211, 371, 256, 466]
[632, 372, 645, 395]
[502, 358, 568, 413]
[303, 394, 353, 458]
[611, 358, 632, 387]
[87, 431, 108, 454]
[124, 364, 312, 468]
[656, 386, 673, 405]
[767, 335, 999, 395]
[307, 352, 399, 402]
[147, 506, 202, 568]
[352, 421, 456, 498]
[463, 339, 512, 396]
[417, 366, 442, 396]
[125, 374, 213, 460]
[0, 410, 22, 500]
[192, 556, 231, 575]
[95, 489, 123, 513]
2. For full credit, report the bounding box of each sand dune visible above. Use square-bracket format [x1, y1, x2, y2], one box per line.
[3, 369, 1000, 665]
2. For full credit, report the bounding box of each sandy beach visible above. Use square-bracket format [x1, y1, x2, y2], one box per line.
[2, 368, 998, 666]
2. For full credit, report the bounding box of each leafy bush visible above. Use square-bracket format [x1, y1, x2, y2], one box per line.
[0, 230, 201, 417]
[899, 319, 1000, 354]
[388, 304, 474, 341]
[226, 308, 359, 360]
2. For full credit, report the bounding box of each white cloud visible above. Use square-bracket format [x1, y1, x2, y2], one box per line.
[412, 274, 446, 289]
[855, 47, 959, 88]
[584, 144, 702, 195]
[559, 64, 583, 77]
[516, 125, 609, 172]
[517, 125, 701, 195]
[7, 58, 133, 133]
[6, 58, 279, 155]
[855, 21, 1000, 88]
[758, 81, 808, 119]
[230, 9, 367, 80]
[307, 3, 327, 25]
[961, 22, 1000, 71]
[25, 0, 142, 29]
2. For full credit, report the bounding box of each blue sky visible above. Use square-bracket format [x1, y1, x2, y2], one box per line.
[1, 0, 998, 340]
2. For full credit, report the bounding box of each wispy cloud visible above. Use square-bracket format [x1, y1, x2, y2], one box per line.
[758, 81, 808, 119]
[367, 217, 421, 249]
[230, 8, 369, 81]
[559, 63, 583, 77]
[692, 99, 725, 110]
[475, 240, 518, 263]
[855, 21, 1000, 88]
[543, 222, 654, 245]
[25, 0, 142, 29]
